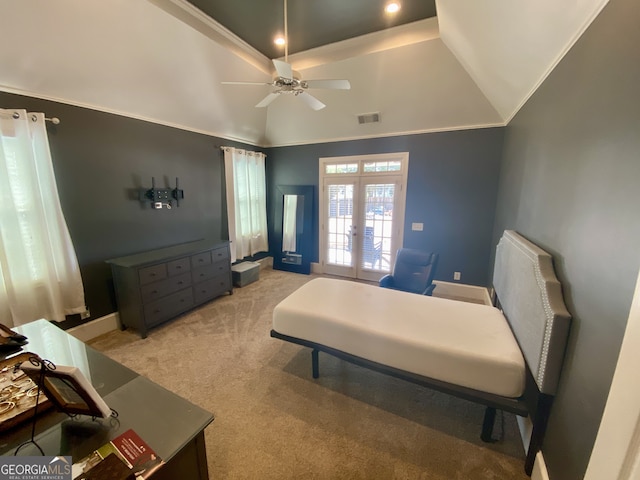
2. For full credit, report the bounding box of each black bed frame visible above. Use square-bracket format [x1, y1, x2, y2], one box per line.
[271, 231, 571, 476]
[270, 329, 553, 476]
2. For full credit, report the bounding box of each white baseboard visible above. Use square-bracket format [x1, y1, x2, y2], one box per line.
[256, 256, 273, 270]
[311, 262, 322, 274]
[516, 415, 549, 480]
[67, 313, 120, 342]
[532, 451, 550, 480]
[516, 416, 532, 452]
[433, 280, 492, 305]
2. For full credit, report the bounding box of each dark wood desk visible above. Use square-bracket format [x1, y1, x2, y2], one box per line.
[0, 320, 214, 479]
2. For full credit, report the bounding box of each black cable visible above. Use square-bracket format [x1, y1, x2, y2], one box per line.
[14, 356, 52, 455]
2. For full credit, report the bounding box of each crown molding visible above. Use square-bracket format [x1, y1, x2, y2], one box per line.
[146, 0, 273, 74]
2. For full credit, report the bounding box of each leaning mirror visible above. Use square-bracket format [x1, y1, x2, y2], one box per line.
[282, 194, 303, 264]
[273, 186, 313, 274]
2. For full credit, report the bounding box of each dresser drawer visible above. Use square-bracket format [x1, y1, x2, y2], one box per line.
[140, 272, 192, 303]
[167, 257, 190, 276]
[193, 274, 232, 305]
[139, 264, 167, 285]
[192, 264, 218, 283]
[210, 258, 230, 276]
[191, 251, 212, 268]
[143, 288, 194, 327]
[211, 245, 230, 263]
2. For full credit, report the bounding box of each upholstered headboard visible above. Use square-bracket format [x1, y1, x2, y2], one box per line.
[493, 230, 571, 395]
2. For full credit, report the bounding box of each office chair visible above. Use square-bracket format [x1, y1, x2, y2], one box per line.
[379, 248, 439, 295]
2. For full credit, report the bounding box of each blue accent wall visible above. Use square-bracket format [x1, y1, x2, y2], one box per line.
[266, 127, 505, 286]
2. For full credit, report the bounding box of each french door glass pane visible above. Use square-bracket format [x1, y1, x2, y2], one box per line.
[361, 183, 394, 271]
[326, 184, 354, 266]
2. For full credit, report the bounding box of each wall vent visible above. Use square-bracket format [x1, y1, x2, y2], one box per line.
[357, 112, 381, 124]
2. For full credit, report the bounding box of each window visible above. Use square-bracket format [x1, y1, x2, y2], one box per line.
[222, 147, 269, 262]
[0, 109, 86, 326]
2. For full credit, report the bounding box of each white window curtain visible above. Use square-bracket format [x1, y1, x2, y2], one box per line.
[223, 147, 269, 262]
[0, 109, 86, 327]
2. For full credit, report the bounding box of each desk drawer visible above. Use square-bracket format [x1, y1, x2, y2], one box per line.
[144, 288, 194, 327]
[139, 264, 167, 285]
[140, 272, 192, 303]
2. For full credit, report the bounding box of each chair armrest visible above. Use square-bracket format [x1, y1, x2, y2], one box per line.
[379, 274, 394, 288]
[422, 283, 436, 296]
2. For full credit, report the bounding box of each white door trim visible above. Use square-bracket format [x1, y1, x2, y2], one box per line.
[318, 152, 408, 277]
[584, 266, 640, 480]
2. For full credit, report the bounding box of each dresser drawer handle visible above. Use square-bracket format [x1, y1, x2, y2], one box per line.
[153, 309, 160, 314]
[151, 290, 158, 294]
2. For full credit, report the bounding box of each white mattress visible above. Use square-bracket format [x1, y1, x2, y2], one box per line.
[273, 278, 526, 398]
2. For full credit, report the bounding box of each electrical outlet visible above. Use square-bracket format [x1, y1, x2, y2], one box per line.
[80, 309, 91, 319]
[453, 272, 461, 281]
[411, 222, 423, 231]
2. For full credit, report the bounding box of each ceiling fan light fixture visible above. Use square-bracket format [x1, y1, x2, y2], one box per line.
[274, 35, 286, 46]
[224, 0, 350, 111]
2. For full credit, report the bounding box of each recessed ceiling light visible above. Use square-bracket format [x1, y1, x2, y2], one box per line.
[385, 2, 401, 14]
[274, 35, 286, 46]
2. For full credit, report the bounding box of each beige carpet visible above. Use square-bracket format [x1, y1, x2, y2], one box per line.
[89, 268, 529, 480]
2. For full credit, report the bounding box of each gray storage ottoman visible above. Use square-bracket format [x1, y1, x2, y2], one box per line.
[231, 261, 260, 287]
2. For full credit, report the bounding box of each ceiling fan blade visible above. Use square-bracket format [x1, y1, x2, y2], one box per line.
[298, 92, 326, 111]
[222, 81, 273, 86]
[272, 59, 293, 80]
[304, 79, 351, 90]
[255, 92, 280, 108]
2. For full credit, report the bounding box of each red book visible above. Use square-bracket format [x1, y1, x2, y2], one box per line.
[73, 429, 164, 479]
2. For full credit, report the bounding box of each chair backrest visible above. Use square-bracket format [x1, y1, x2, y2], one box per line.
[392, 248, 439, 294]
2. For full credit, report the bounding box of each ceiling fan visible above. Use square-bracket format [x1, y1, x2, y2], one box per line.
[221, 0, 351, 110]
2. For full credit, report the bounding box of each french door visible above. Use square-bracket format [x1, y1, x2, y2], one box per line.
[320, 153, 408, 282]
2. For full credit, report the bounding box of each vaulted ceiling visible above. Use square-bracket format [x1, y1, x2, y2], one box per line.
[185, 0, 438, 59]
[0, 0, 609, 147]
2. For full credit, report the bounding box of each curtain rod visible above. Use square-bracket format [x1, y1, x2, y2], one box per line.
[3, 111, 61, 124]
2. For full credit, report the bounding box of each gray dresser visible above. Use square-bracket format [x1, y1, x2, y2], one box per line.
[107, 240, 232, 338]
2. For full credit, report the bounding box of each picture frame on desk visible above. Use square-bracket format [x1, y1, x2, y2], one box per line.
[20, 361, 112, 419]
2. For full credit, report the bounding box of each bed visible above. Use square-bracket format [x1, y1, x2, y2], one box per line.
[270, 230, 571, 475]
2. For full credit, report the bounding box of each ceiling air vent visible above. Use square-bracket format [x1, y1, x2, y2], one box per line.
[357, 112, 381, 124]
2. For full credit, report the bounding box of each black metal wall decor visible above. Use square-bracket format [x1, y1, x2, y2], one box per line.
[139, 177, 184, 209]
